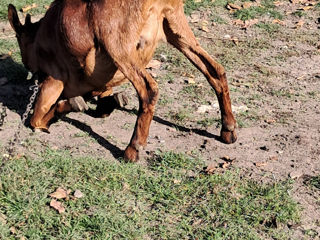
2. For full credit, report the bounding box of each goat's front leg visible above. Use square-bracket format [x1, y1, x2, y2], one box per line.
[30, 76, 64, 132]
[118, 64, 159, 162]
[164, 6, 237, 144]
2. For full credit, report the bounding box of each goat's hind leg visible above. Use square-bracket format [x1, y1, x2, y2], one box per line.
[30, 76, 64, 132]
[117, 64, 158, 161]
[164, 6, 237, 143]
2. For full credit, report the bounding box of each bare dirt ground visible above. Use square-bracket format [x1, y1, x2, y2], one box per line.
[0, 1, 320, 239]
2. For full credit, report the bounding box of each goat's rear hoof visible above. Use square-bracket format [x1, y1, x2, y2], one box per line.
[33, 127, 50, 134]
[124, 146, 139, 162]
[220, 129, 237, 144]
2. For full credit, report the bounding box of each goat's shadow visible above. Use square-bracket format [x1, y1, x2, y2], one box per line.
[0, 56, 31, 117]
[61, 116, 123, 159]
[1, 56, 222, 158]
[119, 108, 220, 141]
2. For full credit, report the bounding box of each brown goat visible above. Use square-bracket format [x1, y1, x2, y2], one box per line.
[8, 0, 237, 161]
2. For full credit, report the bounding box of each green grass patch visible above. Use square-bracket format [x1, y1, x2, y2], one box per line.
[184, 0, 228, 15]
[0, 0, 51, 20]
[304, 175, 320, 190]
[168, 108, 192, 123]
[0, 149, 300, 239]
[233, 0, 283, 21]
[256, 23, 280, 35]
[292, 10, 306, 18]
[197, 117, 221, 128]
[236, 110, 261, 128]
[155, 43, 198, 76]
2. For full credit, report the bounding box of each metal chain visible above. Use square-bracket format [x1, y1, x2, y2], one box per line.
[2, 78, 39, 164]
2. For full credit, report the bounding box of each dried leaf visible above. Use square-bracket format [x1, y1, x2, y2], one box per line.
[265, 118, 276, 124]
[192, 219, 203, 226]
[10, 226, 17, 234]
[254, 162, 267, 167]
[221, 156, 236, 163]
[146, 59, 161, 69]
[0, 213, 7, 225]
[272, 19, 285, 25]
[173, 179, 182, 184]
[185, 77, 196, 84]
[221, 162, 231, 169]
[21, 3, 38, 13]
[301, 6, 314, 10]
[232, 19, 245, 26]
[222, 155, 230, 161]
[74, 190, 84, 199]
[50, 199, 65, 213]
[201, 25, 210, 32]
[242, 2, 253, 9]
[232, 18, 258, 29]
[204, 164, 217, 174]
[295, 20, 304, 28]
[244, 19, 259, 28]
[49, 187, 68, 199]
[269, 156, 279, 161]
[227, 3, 242, 10]
[231, 37, 239, 45]
[307, 1, 317, 5]
[274, 1, 284, 6]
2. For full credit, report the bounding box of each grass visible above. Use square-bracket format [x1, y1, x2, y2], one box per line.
[233, 0, 283, 21]
[305, 175, 320, 190]
[197, 117, 221, 128]
[184, 0, 228, 15]
[236, 110, 261, 128]
[169, 108, 192, 123]
[0, 0, 51, 20]
[255, 23, 280, 35]
[0, 149, 300, 239]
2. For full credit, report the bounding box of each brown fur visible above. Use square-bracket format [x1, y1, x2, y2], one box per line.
[8, 0, 237, 161]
